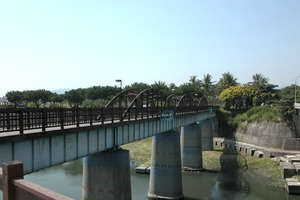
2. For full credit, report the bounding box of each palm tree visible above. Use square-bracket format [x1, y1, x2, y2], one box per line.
[252, 73, 269, 86]
[217, 72, 238, 93]
[189, 75, 200, 84]
[152, 81, 171, 95]
[201, 74, 214, 97]
[168, 83, 177, 91]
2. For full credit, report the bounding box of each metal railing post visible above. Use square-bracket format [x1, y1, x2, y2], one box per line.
[6, 111, 10, 130]
[42, 109, 46, 132]
[111, 107, 114, 123]
[60, 108, 64, 130]
[89, 108, 93, 126]
[76, 108, 80, 127]
[19, 110, 24, 134]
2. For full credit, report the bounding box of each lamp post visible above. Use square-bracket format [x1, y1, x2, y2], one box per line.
[116, 79, 122, 89]
[295, 76, 300, 104]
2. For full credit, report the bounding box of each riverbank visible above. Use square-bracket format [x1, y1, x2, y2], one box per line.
[121, 137, 299, 189]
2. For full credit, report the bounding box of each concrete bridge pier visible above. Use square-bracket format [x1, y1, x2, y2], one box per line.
[199, 119, 214, 151]
[82, 149, 131, 200]
[181, 123, 203, 171]
[148, 130, 184, 200]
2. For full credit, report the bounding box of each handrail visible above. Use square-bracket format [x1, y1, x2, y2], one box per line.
[0, 106, 218, 134]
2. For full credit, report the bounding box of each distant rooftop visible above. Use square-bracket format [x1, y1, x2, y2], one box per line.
[0, 97, 8, 103]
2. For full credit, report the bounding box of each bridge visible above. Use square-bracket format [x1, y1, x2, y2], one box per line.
[0, 89, 218, 200]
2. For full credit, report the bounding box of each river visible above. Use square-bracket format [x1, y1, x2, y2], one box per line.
[0, 158, 298, 200]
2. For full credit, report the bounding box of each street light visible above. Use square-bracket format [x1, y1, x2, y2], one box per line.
[115, 79, 122, 89]
[295, 76, 300, 104]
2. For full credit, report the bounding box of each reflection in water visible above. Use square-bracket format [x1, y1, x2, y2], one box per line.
[210, 135, 249, 200]
[0, 151, 297, 200]
[62, 159, 82, 176]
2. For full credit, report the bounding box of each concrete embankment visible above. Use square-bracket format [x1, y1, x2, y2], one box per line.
[234, 120, 300, 150]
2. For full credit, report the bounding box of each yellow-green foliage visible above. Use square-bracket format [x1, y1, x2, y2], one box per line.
[219, 85, 277, 110]
[219, 86, 259, 109]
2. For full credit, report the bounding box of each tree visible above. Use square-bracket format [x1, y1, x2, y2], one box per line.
[175, 83, 203, 97]
[219, 86, 259, 109]
[217, 72, 238, 94]
[86, 86, 121, 100]
[189, 75, 200, 84]
[251, 73, 269, 87]
[168, 83, 177, 91]
[64, 89, 86, 107]
[280, 84, 300, 102]
[151, 81, 171, 95]
[201, 74, 214, 97]
[50, 93, 65, 107]
[6, 91, 24, 107]
[23, 89, 53, 107]
[124, 82, 150, 91]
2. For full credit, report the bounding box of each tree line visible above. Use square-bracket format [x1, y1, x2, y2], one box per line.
[4, 72, 300, 111]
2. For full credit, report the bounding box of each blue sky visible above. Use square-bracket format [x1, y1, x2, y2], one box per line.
[1, 0, 300, 96]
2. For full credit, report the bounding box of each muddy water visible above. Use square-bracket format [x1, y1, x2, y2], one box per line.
[0, 158, 298, 200]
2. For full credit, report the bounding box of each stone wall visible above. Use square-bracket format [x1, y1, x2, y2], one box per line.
[293, 114, 300, 137]
[234, 121, 297, 149]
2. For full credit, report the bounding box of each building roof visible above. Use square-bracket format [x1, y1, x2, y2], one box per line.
[0, 97, 8, 103]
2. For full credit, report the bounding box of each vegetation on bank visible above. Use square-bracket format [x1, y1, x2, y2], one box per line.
[220, 102, 294, 133]
[3, 72, 299, 111]
[121, 138, 296, 188]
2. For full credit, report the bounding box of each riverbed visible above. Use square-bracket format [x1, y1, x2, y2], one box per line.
[0, 158, 298, 200]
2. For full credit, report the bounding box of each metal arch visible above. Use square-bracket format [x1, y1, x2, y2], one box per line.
[176, 94, 187, 107]
[163, 94, 176, 107]
[197, 97, 208, 107]
[97, 89, 141, 121]
[176, 94, 195, 107]
[104, 90, 129, 109]
[121, 88, 152, 120]
[121, 88, 164, 120]
[103, 89, 144, 109]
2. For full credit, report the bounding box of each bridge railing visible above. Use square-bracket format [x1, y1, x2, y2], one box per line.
[0, 106, 217, 134]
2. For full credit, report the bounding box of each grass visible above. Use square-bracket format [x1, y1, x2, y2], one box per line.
[121, 137, 153, 166]
[121, 138, 294, 189]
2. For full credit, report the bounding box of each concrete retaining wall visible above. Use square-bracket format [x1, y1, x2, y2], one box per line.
[283, 138, 300, 150]
[234, 121, 297, 149]
[293, 115, 300, 137]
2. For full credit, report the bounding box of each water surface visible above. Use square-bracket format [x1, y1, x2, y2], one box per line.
[0, 158, 298, 200]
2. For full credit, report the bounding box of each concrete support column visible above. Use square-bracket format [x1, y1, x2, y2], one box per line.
[148, 131, 184, 200]
[181, 123, 203, 171]
[82, 149, 131, 200]
[212, 117, 219, 137]
[199, 119, 213, 151]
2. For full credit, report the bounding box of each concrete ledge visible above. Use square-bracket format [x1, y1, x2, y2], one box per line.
[148, 192, 184, 200]
[294, 164, 300, 174]
[280, 162, 296, 178]
[286, 179, 300, 194]
[290, 157, 300, 164]
[136, 165, 148, 174]
[182, 166, 204, 172]
[146, 166, 151, 174]
[213, 138, 300, 158]
[254, 151, 264, 158]
[278, 157, 289, 164]
[249, 149, 256, 156]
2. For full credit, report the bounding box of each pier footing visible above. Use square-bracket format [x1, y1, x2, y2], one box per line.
[82, 149, 131, 200]
[148, 131, 184, 200]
